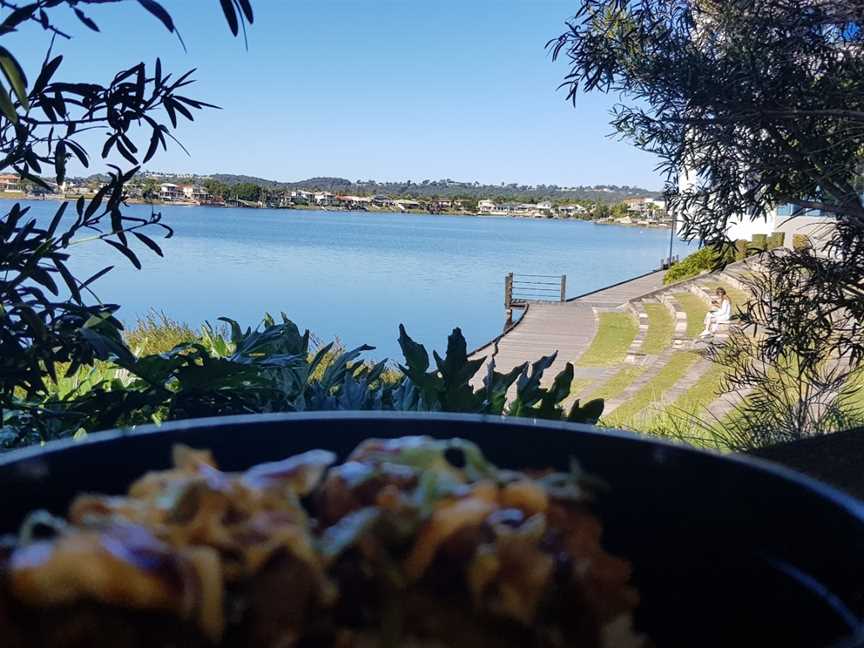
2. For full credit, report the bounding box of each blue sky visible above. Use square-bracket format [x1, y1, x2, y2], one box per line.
[9, 1, 662, 189]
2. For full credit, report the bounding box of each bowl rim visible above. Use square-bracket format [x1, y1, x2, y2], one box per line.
[2, 411, 862, 522]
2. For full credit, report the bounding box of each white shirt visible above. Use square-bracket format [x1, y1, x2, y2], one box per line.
[714, 298, 732, 323]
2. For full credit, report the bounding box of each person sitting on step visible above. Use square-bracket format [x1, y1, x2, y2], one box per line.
[699, 287, 731, 337]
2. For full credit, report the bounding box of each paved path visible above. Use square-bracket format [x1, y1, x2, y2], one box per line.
[471, 270, 667, 384]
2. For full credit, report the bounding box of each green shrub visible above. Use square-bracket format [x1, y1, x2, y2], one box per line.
[663, 246, 722, 284]
[767, 232, 785, 250]
[793, 233, 811, 251]
[124, 311, 198, 356]
[0, 317, 604, 450]
[751, 233, 768, 251]
[734, 239, 749, 261]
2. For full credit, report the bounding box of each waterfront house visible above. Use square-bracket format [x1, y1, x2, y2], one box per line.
[290, 190, 313, 205]
[0, 173, 22, 193]
[271, 191, 292, 208]
[63, 183, 92, 196]
[478, 199, 495, 214]
[159, 183, 183, 201]
[394, 199, 422, 211]
[557, 204, 587, 218]
[338, 195, 373, 208]
[27, 180, 60, 197]
[372, 195, 394, 208]
[182, 184, 210, 203]
[624, 196, 665, 216]
[314, 191, 336, 206]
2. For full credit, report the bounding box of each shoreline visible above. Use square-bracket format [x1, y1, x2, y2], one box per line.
[1, 193, 673, 228]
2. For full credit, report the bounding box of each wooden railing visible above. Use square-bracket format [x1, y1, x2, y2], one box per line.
[505, 273, 566, 308]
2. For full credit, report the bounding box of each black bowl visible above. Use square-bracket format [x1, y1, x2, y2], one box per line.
[0, 412, 862, 647]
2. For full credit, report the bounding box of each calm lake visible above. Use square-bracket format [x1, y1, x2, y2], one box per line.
[23, 202, 692, 360]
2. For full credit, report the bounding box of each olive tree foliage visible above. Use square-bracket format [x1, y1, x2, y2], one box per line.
[0, 0, 253, 411]
[550, 1, 864, 438]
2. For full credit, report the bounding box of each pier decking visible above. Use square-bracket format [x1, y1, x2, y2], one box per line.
[471, 270, 667, 383]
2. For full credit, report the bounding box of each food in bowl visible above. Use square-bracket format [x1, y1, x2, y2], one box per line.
[0, 436, 645, 647]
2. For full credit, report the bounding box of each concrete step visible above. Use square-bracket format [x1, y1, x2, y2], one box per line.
[658, 293, 689, 349]
[624, 298, 652, 363]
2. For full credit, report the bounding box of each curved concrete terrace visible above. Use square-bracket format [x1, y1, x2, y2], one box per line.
[470, 269, 668, 385]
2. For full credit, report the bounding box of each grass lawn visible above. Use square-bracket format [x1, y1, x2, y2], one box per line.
[586, 365, 645, 403]
[577, 312, 638, 367]
[569, 377, 594, 398]
[670, 362, 727, 413]
[673, 292, 710, 338]
[603, 351, 700, 428]
[642, 303, 674, 354]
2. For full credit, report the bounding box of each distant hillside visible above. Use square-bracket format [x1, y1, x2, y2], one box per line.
[208, 175, 660, 203]
[73, 171, 660, 203]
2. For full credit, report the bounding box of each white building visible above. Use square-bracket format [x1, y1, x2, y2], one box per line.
[338, 195, 373, 207]
[372, 195, 394, 208]
[675, 168, 835, 247]
[291, 190, 314, 203]
[477, 199, 495, 214]
[182, 184, 210, 203]
[723, 205, 835, 248]
[624, 196, 666, 218]
[0, 174, 22, 193]
[314, 191, 336, 206]
[159, 183, 182, 201]
[394, 199, 422, 211]
[557, 204, 587, 217]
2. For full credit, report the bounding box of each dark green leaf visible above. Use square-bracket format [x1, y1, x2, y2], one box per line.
[568, 398, 604, 424]
[219, 0, 239, 36]
[65, 139, 89, 168]
[101, 134, 117, 159]
[51, 89, 66, 117]
[53, 258, 81, 302]
[46, 201, 68, 238]
[0, 46, 29, 108]
[133, 231, 163, 256]
[137, 0, 175, 32]
[0, 81, 18, 123]
[53, 140, 66, 185]
[85, 184, 110, 220]
[110, 207, 126, 246]
[73, 8, 99, 32]
[104, 238, 141, 269]
[144, 125, 160, 163]
[0, 4, 38, 33]
[17, 305, 46, 342]
[81, 265, 114, 288]
[79, 327, 135, 365]
[29, 265, 59, 295]
[482, 359, 525, 414]
[163, 99, 177, 128]
[514, 351, 557, 408]
[169, 98, 194, 122]
[115, 137, 138, 165]
[398, 324, 430, 375]
[235, 0, 254, 23]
